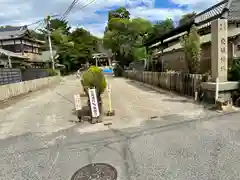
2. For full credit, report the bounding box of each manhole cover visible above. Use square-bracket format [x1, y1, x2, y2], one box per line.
[71, 163, 117, 180]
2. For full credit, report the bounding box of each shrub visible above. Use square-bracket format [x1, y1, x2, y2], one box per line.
[228, 57, 240, 81]
[81, 66, 107, 96]
[180, 25, 201, 73]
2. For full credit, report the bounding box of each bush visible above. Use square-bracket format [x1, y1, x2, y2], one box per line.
[81, 66, 107, 96]
[180, 25, 201, 73]
[229, 58, 240, 81]
[46, 68, 58, 76]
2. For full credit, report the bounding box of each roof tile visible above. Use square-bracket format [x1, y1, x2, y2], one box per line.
[0, 26, 27, 40]
[195, 1, 227, 24]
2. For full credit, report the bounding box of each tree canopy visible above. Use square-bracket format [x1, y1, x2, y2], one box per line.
[103, 8, 152, 66]
[31, 18, 100, 72]
[102, 8, 197, 68]
[179, 12, 196, 26]
[25, 8, 197, 72]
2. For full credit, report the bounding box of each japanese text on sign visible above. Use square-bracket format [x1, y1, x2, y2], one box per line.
[219, 22, 227, 72]
[88, 88, 100, 117]
[219, 23, 226, 31]
[74, 94, 82, 110]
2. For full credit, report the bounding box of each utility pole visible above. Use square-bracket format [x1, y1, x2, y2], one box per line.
[45, 16, 54, 70]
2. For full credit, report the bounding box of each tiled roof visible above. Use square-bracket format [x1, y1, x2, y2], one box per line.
[228, 0, 240, 20]
[34, 50, 57, 62]
[153, 27, 240, 56]
[0, 48, 27, 59]
[149, 0, 233, 49]
[194, 0, 228, 24]
[146, 0, 240, 48]
[92, 53, 111, 58]
[0, 26, 28, 40]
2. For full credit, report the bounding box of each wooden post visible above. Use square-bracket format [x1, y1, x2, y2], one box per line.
[8, 55, 12, 68]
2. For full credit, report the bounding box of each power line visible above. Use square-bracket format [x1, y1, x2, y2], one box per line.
[25, 14, 60, 28]
[61, 0, 79, 20]
[61, 0, 96, 21]
[32, 21, 44, 31]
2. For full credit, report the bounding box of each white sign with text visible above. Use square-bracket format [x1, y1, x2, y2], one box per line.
[88, 88, 100, 117]
[74, 94, 82, 110]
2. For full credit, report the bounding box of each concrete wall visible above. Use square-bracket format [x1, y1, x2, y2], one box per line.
[162, 50, 187, 72]
[161, 41, 234, 73]
[0, 76, 61, 101]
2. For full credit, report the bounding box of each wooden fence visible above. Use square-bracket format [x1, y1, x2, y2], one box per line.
[124, 71, 209, 97]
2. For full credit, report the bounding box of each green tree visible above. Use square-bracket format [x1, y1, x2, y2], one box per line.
[180, 25, 201, 73]
[104, 8, 152, 66]
[51, 26, 99, 72]
[146, 18, 174, 42]
[41, 18, 70, 35]
[179, 12, 196, 26]
[154, 19, 174, 35]
[70, 28, 99, 66]
[108, 7, 130, 21]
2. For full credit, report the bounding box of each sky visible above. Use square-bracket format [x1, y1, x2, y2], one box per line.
[0, 0, 222, 37]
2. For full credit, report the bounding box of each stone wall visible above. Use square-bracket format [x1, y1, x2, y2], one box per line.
[0, 76, 61, 101]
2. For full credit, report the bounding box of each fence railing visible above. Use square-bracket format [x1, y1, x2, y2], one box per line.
[0, 68, 22, 85]
[0, 68, 53, 85]
[124, 71, 208, 97]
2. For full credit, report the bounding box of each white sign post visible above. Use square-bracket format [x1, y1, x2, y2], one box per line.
[74, 94, 82, 110]
[88, 88, 100, 118]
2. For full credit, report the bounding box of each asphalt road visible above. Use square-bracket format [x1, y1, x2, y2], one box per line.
[1, 75, 240, 179]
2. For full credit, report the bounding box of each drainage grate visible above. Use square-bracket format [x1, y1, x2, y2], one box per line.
[71, 163, 117, 180]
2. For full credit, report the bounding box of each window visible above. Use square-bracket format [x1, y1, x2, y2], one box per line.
[179, 56, 184, 61]
[237, 44, 240, 51]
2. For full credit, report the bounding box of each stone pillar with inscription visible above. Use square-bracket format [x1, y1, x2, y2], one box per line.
[202, 19, 240, 103]
[211, 19, 228, 82]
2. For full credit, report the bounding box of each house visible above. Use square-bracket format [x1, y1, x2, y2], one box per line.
[144, 0, 240, 73]
[0, 48, 27, 68]
[0, 26, 45, 68]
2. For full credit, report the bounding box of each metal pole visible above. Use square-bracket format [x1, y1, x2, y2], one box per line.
[46, 16, 54, 70]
